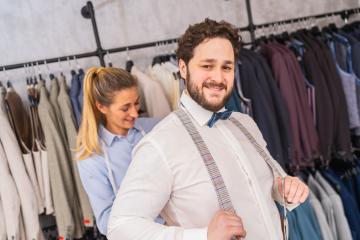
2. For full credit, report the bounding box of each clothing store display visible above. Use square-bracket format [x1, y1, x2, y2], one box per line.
[0, 86, 43, 240]
[38, 81, 84, 239]
[57, 74, 95, 227]
[2, 4, 360, 240]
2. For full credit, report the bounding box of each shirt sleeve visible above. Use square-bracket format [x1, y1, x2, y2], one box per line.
[107, 140, 207, 240]
[77, 159, 115, 235]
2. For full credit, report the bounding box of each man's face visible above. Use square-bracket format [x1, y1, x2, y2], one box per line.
[179, 37, 235, 112]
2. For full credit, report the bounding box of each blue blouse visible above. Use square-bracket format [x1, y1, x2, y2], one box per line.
[77, 118, 160, 235]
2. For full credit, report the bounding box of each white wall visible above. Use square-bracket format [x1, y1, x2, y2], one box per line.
[0, 0, 359, 100]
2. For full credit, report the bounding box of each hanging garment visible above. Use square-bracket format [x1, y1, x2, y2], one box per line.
[0, 139, 21, 240]
[276, 199, 322, 240]
[49, 77, 68, 146]
[274, 43, 320, 159]
[239, 49, 292, 167]
[57, 74, 94, 227]
[261, 43, 320, 165]
[38, 140, 54, 215]
[148, 63, 180, 110]
[37, 81, 83, 239]
[300, 37, 335, 161]
[329, 40, 360, 130]
[4, 86, 44, 214]
[32, 145, 44, 206]
[77, 69, 85, 115]
[29, 99, 54, 215]
[0, 198, 6, 240]
[308, 175, 338, 239]
[69, 71, 82, 128]
[0, 86, 43, 240]
[315, 172, 353, 240]
[29, 107, 45, 207]
[316, 38, 352, 157]
[308, 190, 335, 240]
[131, 66, 171, 118]
[21, 140, 44, 214]
[225, 88, 243, 113]
[4, 87, 32, 149]
[322, 169, 360, 240]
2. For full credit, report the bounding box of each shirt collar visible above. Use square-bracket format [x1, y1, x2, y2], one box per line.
[180, 90, 226, 127]
[99, 121, 142, 146]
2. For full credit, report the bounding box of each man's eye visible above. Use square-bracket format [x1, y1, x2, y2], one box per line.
[202, 65, 212, 69]
[223, 66, 232, 71]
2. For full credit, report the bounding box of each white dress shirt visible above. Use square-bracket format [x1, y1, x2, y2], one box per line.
[108, 92, 297, 240]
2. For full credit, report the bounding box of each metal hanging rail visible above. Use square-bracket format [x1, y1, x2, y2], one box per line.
[1, 1, 359, 72]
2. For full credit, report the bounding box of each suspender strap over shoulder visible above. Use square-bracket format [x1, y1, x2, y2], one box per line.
[174, 109, 236, 213]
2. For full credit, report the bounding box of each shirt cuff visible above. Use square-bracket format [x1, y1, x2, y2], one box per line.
[183, 227, 207, 240]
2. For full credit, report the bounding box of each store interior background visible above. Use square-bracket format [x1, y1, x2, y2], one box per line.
[0, 0, 359, 101]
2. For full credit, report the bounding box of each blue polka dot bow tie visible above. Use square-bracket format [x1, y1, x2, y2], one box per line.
[207, 109, 233, 128]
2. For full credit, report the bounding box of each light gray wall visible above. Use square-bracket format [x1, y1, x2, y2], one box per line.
[0, 0, 359, 99]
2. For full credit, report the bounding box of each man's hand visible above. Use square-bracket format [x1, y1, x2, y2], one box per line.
[277, 176, 309, 204]
[207, 210, 246, 240]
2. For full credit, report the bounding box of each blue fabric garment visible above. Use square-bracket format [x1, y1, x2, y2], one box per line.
[355, 161, 360, 208]
[77, 69, 85, 116]
[207, 109, 233, 127]
[322, 169, 360, 240]
[225, 89, 242, 113]
[77, 118, 161, 235]
[69, 71, 81, 129]
[332, 33, 353, 73]
[276, 199, 322, 240]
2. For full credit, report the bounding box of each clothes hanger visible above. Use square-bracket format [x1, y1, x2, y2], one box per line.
[152, 43, 162, 66]
[58, 58, 64, 77]
[2, 67, 12, 88]
[24, 64, 30, 86]
[68, 56, 77, 76]
[43, 60, 55, 80]
[106, 50, 113, 67]
[125, 48, 134, 72]
[74, 56, 84, 75]
[24, 64, 36, 107]
[36, 61, 44, 81]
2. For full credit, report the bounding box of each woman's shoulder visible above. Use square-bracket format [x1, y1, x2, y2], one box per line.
[136, 117, 162, 133]
[77, 152, 106, 175]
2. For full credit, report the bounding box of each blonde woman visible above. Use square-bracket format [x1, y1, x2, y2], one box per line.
[76, 67, 162, 235]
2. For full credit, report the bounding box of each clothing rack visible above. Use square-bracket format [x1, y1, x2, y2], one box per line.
[0, 1, 359, 72]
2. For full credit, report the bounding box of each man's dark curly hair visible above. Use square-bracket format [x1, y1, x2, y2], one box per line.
[176, 18, 241, 65]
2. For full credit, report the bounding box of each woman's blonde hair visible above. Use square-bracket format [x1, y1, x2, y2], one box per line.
[76, 67, 137, 160]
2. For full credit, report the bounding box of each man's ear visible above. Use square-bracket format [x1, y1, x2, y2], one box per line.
[178, 59, 187, 80]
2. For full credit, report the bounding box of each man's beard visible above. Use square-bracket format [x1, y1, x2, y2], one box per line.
[186, 70, 232, 112]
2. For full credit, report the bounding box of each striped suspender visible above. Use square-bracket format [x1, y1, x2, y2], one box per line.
[229, 116, 288, 240]
[228, 117, 285, 177]
[174, 109, 236, 213]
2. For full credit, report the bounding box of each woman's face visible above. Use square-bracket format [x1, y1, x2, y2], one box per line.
[96, 86, 140, 135]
